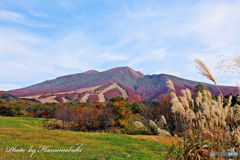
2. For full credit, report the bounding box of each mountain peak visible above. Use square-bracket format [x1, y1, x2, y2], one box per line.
[83, 70, 99, 74]
[105, 66, 144, 79]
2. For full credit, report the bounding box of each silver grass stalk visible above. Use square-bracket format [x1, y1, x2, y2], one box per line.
[208, 121, 214, 130]
[161, 115, 167, 125]
[149, 120, 158, 129]
[186, 109, 196, 122]
[209, 103, 215, 117]
[217, 95, 223, 109]
[195, 58, 223, 96]
[157, 128, 172, 137]
[202, 90, 208, 103]
[224, 95, 232, 117]
[185, 88, 194, 108]
[207, 90, 212, 100]
[233, 104, 240, 113]
[230, 107, 234, 118]
[185, 88, 192, 102]
[170, 93, 186, 116]
[203, 128, 214, 137]
[233, 104, 240, 120]
[211, 99, 222, 125]
[214, 116, 219, 127]
[195, 91, 202, 107]
[170, 91, 177, 98]
[181, 89, 187, 98]
[179, 96, 189, 110]
[222, 120, 227, 128]
[202, 101, 210, 119]
[166, 79, 175, 92]
[201, 118, 206, 128]
[134, 121, 145, 128]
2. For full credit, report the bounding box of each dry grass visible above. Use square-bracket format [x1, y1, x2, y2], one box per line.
[194, 58, 216, 84]
[166, 79, 175, 92]
[166, 79, 240, 159]
[194, 58, 223, 96]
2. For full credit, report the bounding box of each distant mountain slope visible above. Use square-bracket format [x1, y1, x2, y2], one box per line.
[6, 67, 143, 97]
[4, 67, 238, 103]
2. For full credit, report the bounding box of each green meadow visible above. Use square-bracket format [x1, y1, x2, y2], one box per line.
[0, 117, 170, 160]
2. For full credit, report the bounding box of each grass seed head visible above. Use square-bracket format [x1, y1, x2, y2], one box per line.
[194, 58, 216, 84]
[166, 79, 175, 92]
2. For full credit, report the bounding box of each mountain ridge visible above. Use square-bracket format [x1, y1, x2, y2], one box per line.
[3, 66, 238, 102]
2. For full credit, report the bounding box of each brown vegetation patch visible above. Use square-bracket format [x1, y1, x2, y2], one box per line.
[88, 94, 99, 103]
[103, 88, 122, 101]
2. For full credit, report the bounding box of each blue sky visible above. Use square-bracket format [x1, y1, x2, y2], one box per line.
[0, 0, 240, 91]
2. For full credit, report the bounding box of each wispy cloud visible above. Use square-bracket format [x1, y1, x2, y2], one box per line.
[0, 10, 23, 22]
[0, 0, 240, 90]
[0, 10, 52, 27]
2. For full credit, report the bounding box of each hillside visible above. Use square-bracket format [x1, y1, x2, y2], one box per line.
[4, 67, 238, 103]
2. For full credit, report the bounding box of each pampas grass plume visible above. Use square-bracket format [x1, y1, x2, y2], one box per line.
[185, 88, 192, 101]
[166, 79, 175, 92]
[161, 115, 167, 124]
[186, 109, 196, 122]
[170, 94, 186, 116]
[194, 58, 216, 84]
[195, 58, 223, 96]
[134, 121, 145, 128]
[157, 128, 172, 137]
[149, 120, 158, 129]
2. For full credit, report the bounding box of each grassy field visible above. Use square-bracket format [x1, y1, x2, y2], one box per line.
[0, 117, 173, 160]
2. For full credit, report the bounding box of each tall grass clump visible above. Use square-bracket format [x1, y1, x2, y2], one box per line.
[165, 58, 240, 159]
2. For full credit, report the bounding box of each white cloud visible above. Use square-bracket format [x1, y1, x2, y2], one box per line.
[188, 1, 240, 50]
[0, 9, 52, 27]
[0, 0, 240, 90]
[0, 10, 23, 22]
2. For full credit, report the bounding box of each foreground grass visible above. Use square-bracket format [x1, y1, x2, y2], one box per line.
[0, 117, 172, 160]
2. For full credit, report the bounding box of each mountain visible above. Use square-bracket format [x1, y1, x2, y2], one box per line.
[4, 67, 238, 103]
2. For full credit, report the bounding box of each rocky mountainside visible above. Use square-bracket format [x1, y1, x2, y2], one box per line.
[4, 67, 238, 103]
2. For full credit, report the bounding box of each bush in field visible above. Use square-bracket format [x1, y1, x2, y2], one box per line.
[0, 104, 24, 116]
[106, 97, 133, 128]
[0, 104, 10, 116]
[77, 107, 103, 130]
[45, 119, 68, 129]
[69, 104, 117, 131]
[54, 106, 73, 124]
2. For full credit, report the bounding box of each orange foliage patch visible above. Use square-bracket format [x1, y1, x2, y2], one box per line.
[117, 83, 142, 102]
[88, 94, 99, 103]
[104, 88, 122, 101]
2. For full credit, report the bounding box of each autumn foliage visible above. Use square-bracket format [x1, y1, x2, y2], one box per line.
[104, 88, 122, 101]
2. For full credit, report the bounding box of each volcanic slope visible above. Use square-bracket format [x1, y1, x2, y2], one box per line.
[5, 67, 238, 102]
